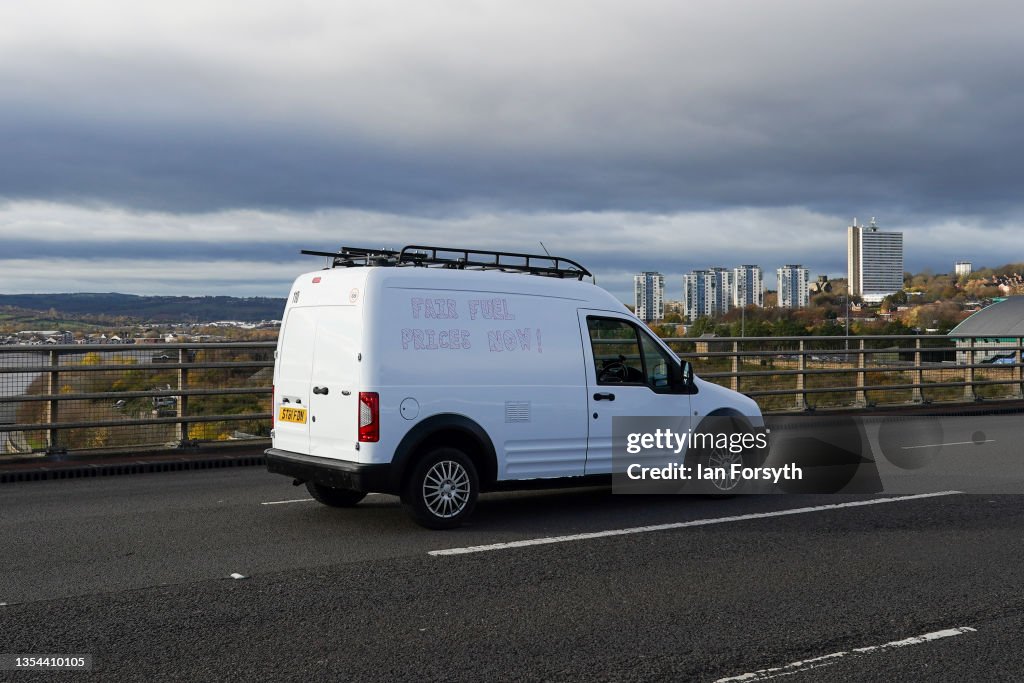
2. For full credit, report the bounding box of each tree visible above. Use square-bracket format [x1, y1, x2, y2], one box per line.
[686, 317, 717, 337]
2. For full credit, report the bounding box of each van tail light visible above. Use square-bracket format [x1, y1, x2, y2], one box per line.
[358, 392, 379, 442]
[272, 385, 276, 428]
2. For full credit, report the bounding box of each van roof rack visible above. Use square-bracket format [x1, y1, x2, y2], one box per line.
[301, 245, 592, 280]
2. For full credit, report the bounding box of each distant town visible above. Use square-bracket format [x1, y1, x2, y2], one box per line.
[0, 292, 284, 346]
[634, 217, 1021, 337]
[0, 321, 281, 346]
[3, 218, 1023, 344]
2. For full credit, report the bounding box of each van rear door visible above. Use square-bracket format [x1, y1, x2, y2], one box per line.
[274, 307, 317, 454]
[307, 306, 361, 461]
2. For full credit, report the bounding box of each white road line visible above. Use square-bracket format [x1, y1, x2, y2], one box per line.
[901, 440, 995, 449]
[428, 491, 962, 557]
[715, 626, 977, 682]
[261, 493, 381, 505]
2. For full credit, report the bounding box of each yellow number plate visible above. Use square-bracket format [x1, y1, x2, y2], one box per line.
[278, 406, 308, 424]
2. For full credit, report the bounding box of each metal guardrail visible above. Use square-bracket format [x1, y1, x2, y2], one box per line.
[0, 342, 275, 458]
[2, 334, 1022, 460]
[662, 334, 1024, 412]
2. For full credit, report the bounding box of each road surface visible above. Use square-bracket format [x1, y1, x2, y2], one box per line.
[1, 467, 1021, 681]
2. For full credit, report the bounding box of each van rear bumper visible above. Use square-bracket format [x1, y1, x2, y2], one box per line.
[265, 448, 394, 494]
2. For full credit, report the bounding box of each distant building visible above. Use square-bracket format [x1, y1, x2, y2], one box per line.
[956, 261, 973, 278]
[809, 275, 833, 295]
[847, 217, 904, 303]
[663, 300, 686, 319]
[732, 265, 764, 308]
[709, 267, 733, 317]
[683, 268, 732, 322]
[633, 272, 665, 322]
[777, 265, 810, 308]
[948, 296, 1024, 363]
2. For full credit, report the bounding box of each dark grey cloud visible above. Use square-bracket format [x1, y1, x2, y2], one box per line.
[2, 1, 1024, 300]
[0, 239, 305, 262]
[3, 87, 1023, 220]
[0, 0, 1021, 219]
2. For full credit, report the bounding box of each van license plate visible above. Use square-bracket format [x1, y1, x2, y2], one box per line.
[278, 406, 308, 424]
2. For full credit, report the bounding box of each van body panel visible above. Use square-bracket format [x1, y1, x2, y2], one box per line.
[359, 270, 594, 479]
[691, 377, 765, 426]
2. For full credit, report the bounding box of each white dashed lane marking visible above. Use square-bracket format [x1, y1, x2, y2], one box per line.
[261, 493, 381, 505]
[901, 440, 995, 449]
[715, 626, 978, 681]
[428, 491, 962, 556]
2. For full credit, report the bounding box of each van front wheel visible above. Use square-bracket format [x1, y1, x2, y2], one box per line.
[305, 481, 367, 507]
[403, 447, 479, 529]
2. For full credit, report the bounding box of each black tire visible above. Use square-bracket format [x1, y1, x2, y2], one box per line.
[402, 447, 479, 529]
[305, 481, 367, 507]
[687, 418, 754, 496]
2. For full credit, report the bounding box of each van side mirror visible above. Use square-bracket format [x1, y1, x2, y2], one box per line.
[669, 361, 690, 389]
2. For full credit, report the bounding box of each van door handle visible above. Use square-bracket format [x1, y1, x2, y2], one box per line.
[312, 386, 329, 395]
[593, 392, 615, 401]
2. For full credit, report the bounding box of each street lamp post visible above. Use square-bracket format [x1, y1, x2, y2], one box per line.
[844, 295, 851, 358]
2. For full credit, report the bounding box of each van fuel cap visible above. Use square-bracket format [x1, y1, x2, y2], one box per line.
[400, 398, 419, 420]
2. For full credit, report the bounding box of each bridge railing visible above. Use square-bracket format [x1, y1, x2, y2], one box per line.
[2, 335, 1022, 460]
[0, 342, 275, 459]
[665, 334, 1024, 413]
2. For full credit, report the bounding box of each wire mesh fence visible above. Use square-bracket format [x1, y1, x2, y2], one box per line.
[0, 343, 274, 460]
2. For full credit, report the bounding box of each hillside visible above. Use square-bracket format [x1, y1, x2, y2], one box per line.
[0, 293, 286, 323]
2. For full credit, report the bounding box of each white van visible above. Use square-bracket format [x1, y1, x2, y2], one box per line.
[266, 246, 763, 528]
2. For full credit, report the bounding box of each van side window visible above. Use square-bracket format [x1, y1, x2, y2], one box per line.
[586, 318, 645, 385]
[638, 329, 674, 391]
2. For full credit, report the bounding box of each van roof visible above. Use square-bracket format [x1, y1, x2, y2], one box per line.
[288, 260, 626, 312]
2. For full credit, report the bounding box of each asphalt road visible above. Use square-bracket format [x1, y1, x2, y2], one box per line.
[1, 467, 1022, 681]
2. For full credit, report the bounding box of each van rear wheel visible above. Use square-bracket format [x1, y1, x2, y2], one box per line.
[305, 481, 367, 507]
[403, 447, 479, 529]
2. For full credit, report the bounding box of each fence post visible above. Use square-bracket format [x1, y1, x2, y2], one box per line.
[964, 340, 977, 401]
[795, 340, 807, 410]
[46, 349, 61, 452]
[855, 339, 868, 407]
[730, 341, 740, 393]
[912, 337, 924, 403]
[1017, 338, 1024, 399]
[177, 347, 190, 445]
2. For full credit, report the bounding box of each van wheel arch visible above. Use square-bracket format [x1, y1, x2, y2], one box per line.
[392, 414, 498, 494]
[695, 408, 753, 432]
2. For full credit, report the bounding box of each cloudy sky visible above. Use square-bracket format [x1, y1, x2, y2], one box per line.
[1, 0, 1022, 303]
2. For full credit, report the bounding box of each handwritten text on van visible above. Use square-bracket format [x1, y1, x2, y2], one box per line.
[403, 297, 542, 353]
